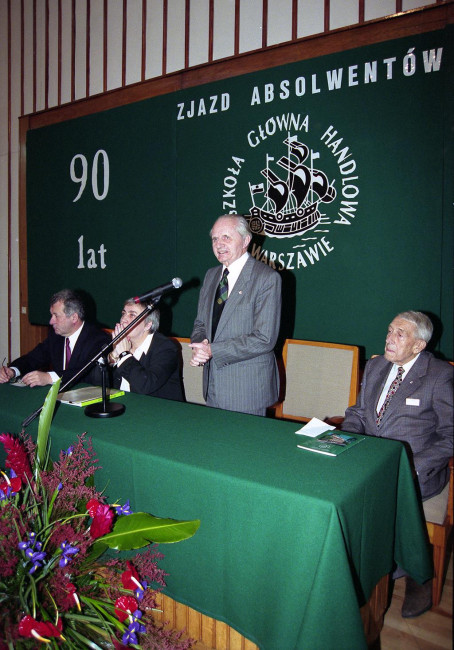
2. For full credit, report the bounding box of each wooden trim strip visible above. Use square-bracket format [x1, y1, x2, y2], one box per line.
[141, 0, 146, 81]
[71, 0, 76, 102]
[103, 0, 107, 92]
[324, 0, 330, 33]
[86, 0, 91, 97]
[185, 0, 190, 69]
[234, 0, 240, 55]
[122, 0, 127, 87]
[208, 0, 214, 62]
[262, 0, 268, 49]
[359, 0, 365, 24]
[21, 0, 24, 115]
[292, 0, 298, 41]
[45, 0, 49, 109]
[7, 0, 12, 361]
[33, 0, 36, 112]
[58, 0, 62, 105]
[162, 0, 168, 76]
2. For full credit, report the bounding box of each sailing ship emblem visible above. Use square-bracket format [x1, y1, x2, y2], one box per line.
[245, 137, 336, 238]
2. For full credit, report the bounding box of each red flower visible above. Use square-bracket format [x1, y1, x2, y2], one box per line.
[89, 503, 114, 539]
[0, 433, 32, 481]
[0, 475, 22, 495]
[121, 561, 141, 590]
[114, 595, 138, 622]
[18, 615, 63, 640]
[86, 497, 103, 517]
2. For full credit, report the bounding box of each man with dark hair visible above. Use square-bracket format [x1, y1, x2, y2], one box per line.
[0, 289, 110, 387]
[342, 310, 453, 618]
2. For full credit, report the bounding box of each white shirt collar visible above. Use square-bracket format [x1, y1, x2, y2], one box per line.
[132, 332, 153, 359]
[66, 322, 84, 350]
[393, 352, 420, 376]
[221, 252, 249, 294]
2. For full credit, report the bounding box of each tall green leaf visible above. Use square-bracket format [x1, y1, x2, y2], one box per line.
[95, 512, 200, 550]
[36, 379, 61, 471]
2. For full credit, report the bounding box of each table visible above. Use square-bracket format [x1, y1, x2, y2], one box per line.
[0, 384, 432, 649]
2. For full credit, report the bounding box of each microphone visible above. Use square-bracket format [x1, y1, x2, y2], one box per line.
[132, 277, 183, 304]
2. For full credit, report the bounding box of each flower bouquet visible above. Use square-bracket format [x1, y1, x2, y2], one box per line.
[0, 380, 200, 649]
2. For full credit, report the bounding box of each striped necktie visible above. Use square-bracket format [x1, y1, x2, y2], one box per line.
[376, 366, 404, 427]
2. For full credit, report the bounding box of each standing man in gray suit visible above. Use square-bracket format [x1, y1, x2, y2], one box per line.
[189, 215, 281, 416]
[342, 310, 453, 618]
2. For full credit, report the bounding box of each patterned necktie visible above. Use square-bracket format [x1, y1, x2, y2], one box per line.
[65, 338, 72, 369]
[376, 366, 404, 426]
[212, 268, 229, 339]
[216, 268, 229, 305]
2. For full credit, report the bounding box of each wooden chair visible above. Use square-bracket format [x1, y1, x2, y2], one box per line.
[274, 339, 360, 422]
[170, 337, 205, 406]
[424, 457, 453, 607]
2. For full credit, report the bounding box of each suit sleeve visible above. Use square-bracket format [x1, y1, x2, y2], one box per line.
[412, 364, 454, 482]
[190, 270, 212, 344]
[210, 268, 281, 367]
[341, 360, 372, 434]
[10, 335, 53, 376]
[113, 338, 179, 395]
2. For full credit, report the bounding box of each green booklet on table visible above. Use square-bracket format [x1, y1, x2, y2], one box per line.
[58, 386, 125, 407]
[297, 430, 365, 456]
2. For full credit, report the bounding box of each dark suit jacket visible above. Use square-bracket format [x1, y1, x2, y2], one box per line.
[112, 332, 183, 401]
[342, 351, 453, 500]
[191, 255, 281, 415]
[11, 322, 110, 385]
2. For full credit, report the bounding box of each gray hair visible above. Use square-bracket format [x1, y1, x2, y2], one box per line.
[396, 311, 433, 343]
[123, 300, 160, 333]
[50, 289, 85, 320]
[210, 214, 252, 240]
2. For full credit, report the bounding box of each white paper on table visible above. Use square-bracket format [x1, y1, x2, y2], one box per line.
[295, 417, 336, 438]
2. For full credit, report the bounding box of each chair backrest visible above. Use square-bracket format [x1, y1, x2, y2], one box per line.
[170, 337, 205, 405]
[275, 339, 360, 421]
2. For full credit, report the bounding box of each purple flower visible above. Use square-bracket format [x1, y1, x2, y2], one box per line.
[25, 548, 47, 574]
[121, 611, 145, 645]
[64, 445, 74, 456]
[59, 541, 79, 567]
[133, 580, 148, 601]
[19, 533, 47, 573]
[115, 499, 132, 516]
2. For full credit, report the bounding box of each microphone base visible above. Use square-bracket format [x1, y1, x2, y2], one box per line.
[84, 402, 126, 418]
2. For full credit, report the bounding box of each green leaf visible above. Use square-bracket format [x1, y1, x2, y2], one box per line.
[97, 512, 200, 550]
[36, 379, 61, 471]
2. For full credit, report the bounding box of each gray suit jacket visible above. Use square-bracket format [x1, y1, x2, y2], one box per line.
[191, 255, 281, 415]
[342, 351, 453, 500]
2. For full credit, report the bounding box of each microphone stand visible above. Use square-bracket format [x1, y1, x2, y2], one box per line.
[21, 302, 157, 428]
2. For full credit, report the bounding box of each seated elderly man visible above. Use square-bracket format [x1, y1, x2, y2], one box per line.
[104, 301, 183, 401]
[342, 310, 453, 618]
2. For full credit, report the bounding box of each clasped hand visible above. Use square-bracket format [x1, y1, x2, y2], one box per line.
[189, 339, 212, 367]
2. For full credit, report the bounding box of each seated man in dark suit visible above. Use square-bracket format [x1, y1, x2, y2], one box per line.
[105, 300, 183, 401]
[342, 310, 453, 618]
[0, 289, 110, 387]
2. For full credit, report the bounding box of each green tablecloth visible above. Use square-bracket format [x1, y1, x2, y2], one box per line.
[0, 385, 432, 649]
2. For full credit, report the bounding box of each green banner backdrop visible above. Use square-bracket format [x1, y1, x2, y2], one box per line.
[26, 27, 453, 358]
